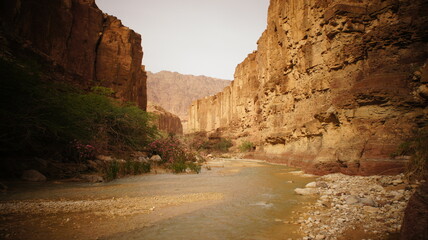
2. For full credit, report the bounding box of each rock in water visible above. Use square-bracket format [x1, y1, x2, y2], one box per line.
[305, 182, 317, 188]
[295, 188, 318, 195]
[21, 170, 46, 182]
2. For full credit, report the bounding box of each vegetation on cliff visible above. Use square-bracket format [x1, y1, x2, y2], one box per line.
[238, 141, 255, 152]
[394, 127, 428, 181]
[0, 59, 158, 169]
[184, 131, 233, 153]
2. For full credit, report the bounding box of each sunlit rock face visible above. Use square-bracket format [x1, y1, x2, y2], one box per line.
[0, 0, 147, 110]
[188, 0, 428, 175]
[147, 103, 183, 135]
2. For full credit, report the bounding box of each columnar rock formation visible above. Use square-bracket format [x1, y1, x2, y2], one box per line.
[189, 0, 428, 174]
[147, 103, 183, 135]
[0, 0, 147, 110]
[147, 71, 230, 123]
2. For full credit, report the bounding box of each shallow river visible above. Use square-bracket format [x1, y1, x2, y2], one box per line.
[0, 159, 315, 240]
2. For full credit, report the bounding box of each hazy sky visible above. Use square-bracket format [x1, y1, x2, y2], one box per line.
[96, 0, 269, 80]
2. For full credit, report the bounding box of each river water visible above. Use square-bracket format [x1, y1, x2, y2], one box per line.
[0, 159, 315, 240]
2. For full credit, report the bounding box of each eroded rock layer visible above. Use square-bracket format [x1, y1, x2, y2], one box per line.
[189, 0, 428, 174]
[0, 0, 147, 109]
[147, 103, 183, 135]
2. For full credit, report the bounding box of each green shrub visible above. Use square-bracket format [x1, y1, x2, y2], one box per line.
[169, 161, 187, 174]
[187, 161, 202, 174]
[90, 86, 115, 96]
[103, 160, 151, 181]
[239, 141, 254, 152]
[131, 161, 151, 174]
[184, 131, 208, 150]
[149, 137, 201, 173]
[184, 132, 233, 153]
[195, 138, 232, 152]
[213, 138, 233, 152]
[104, 160, 120, 181]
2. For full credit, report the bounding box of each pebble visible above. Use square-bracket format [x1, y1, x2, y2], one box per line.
[315, 234, 326, 240]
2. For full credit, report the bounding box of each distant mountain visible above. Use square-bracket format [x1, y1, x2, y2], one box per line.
[147, 71, 231, 122]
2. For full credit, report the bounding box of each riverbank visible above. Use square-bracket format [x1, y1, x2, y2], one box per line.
[295, 173, 419, 240]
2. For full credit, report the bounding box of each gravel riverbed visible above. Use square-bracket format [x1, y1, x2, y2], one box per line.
[294, 173, 418, 240]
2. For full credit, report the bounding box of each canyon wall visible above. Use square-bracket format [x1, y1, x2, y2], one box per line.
[0, 0, 147, 109]
[147, 71, 230, 125]
[189, 0, 428, 175]
[147, 103, 183, 135]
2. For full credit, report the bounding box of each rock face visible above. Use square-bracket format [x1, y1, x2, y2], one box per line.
[147, 71, 230, 127]
[0, 0, 147, 110]
[188, 0, 428, 175]
[400, 182, 428, 239]
[147, 103, 183, 135]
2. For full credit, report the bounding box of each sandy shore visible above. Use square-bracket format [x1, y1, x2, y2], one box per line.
[0, 192, 224, 240]
[0, 192, 223, 216]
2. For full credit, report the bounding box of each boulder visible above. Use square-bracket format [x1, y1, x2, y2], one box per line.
[96, 155, 113, 161]
[295, 188, 318, 195]
[150, 155, 162, 162]
[345, 195, 360, 205]
[305, 182, 317, 188]
[21, 170, 46, 182]
[136, 156, 150, 163]
[80, 174, 104, 183]
[317, 182, 329, 188]
[360, 196, 376, 207]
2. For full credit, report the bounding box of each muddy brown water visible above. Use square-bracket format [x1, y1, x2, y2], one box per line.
[0, 159, 315, 240]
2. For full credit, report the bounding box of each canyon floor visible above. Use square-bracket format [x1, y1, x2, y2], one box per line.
[0, 159, 417, 240]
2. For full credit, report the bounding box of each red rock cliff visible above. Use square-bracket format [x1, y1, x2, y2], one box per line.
[147, 103, 183, 135]
[0, 0, 147, 110]
[188, 0, 428, 175]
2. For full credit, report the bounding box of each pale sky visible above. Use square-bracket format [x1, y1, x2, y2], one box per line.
[96, 0, 269, 80]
